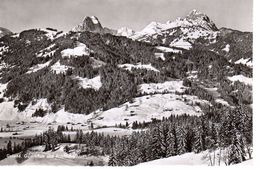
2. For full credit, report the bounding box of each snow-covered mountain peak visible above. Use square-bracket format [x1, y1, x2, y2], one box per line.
[140, 21, 164, 34]
[185, 9, 218, 31]
[188, 9, 204, 17]
[89, 16, 100, 24]
[129, 9, 218, 45]
[117, 27, 135, 37]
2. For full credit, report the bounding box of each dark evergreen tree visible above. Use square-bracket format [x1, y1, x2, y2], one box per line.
[6, 140, 12, 155]
[108, 150, 117, 166]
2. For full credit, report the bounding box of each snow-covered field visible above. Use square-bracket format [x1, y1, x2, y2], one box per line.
[156, 46, 182, 53]
[227, 75, 252, 86]
[139, 80, 186, 94]
[88, 93, 207, 127]
[139, 149, 252, 166]
[118, 63, 159, 72]
[61, 42, 91, 58]
[73, 75, 102, 90]
[0, 80, 209, 139]
[37, 44, 57, 58]
[40, 29, 65, 40]
[0, 144, 252, 166]
[215, 98, 230, 106]
[0, 144, 108, 166]
[0, 83, 7, 98]
[170, 38, 192, 50]
[235, 58, 253, 68]
[50, 60, 73, 74]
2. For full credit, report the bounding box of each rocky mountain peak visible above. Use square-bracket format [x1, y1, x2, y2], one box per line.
[72, 16, 103, 33]
[0, 27, 12, 38]
[185, 9, 218, 31]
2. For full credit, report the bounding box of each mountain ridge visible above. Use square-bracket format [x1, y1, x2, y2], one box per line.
[0, 9, 252, 124]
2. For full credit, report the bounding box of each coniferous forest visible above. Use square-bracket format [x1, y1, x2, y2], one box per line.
[0, 6, 252, 166]
[0, 104, 252, 166]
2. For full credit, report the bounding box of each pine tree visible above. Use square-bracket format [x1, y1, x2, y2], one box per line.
[89, 160, 94, 166]
[159, 123, 169, 158]
[176, 126, 187, 155]
[149, 125, 162, 160]
[166, 124, 178, 157]
[76, 130, 83, 144]
[13, 142, 18, 153]
[108, 150, 117, 166]
[193, 127, 203, 153]
[67, 134, 71, 143]
[7, 140, 12, 155]
[227, 133, 246, 165]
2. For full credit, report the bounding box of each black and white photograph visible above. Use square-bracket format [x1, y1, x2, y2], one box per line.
[0, 0, 254, 167]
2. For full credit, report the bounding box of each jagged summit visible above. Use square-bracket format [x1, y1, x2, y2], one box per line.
[72, 16, 117, 35]
[130, 9, 219, 43]
[188, 9, 204, 17]
[185, 9, 218, 31]
[117, 27, 135, 37]
[72, 16, 103, 33]
[138, 9, 217, 34]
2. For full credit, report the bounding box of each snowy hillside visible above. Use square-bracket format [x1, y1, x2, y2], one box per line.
[117, 27, 135, 37]
[139, 149, 253, 166]
[0, 9, 253, 167]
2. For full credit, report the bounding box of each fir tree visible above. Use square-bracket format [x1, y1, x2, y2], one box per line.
[108, 150, 117, 166]
[227, 133, 246, 165]
[193, 127, 203, 153]
[7, 140, 12, 155]
[149, 125, 162, 160]
[176, 126, 187, 155]
[166, 124, 178, 157]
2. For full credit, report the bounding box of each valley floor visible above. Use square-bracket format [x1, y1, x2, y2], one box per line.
[0, 144, 108, 166]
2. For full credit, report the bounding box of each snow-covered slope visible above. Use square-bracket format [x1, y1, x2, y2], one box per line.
[139, 149, 252, 166]
[51, 60, 74, 74]
[40, 28, 65, 40]
[61, 42, 91, 58]
[73, 75, 102, 90]
[227, 75, 252, 86]
[117, 27, 135, 37]
[118, 63, 160, 72]
[235, 58, 253, 68]
[0, 144, 108, 166]
[0, 80, 209, 128]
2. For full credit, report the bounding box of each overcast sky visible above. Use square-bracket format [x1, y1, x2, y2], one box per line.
[0, 0, 252, 32]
